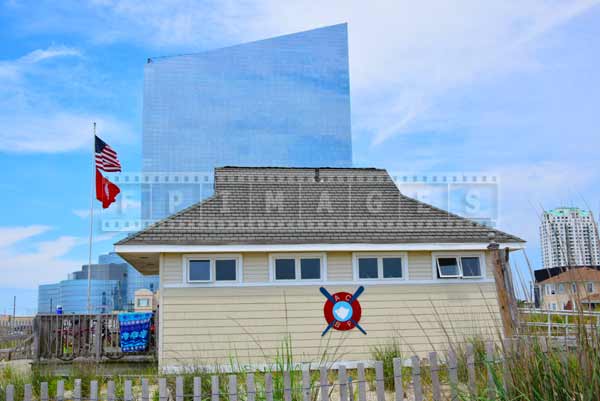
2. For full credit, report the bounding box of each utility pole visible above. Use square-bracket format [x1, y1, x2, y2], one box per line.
[12, 295, 16, 331]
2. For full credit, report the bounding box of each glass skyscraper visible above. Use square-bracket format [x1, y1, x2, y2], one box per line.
[142, 23, 353, 221]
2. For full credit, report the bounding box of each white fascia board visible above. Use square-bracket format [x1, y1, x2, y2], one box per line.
[115, 242, 525, 254]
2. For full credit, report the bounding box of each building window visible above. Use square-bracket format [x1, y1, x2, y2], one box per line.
[587, 282, 594, 293]
[185, 255, 241, 284]
[572, 283, 577, 293]
[354, 254, 406, 280]
[137, 298, 150, 307]
[558, 284, 565, 294]
[434, 254, 483, 279]
[271, 254, 324, 281]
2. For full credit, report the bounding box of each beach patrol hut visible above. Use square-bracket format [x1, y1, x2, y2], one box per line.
[115, 167, 525, 371]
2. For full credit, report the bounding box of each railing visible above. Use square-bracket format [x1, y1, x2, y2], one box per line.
[518, 308, 600, 346]
[0, 318, 34, 360]
[34, 314, 157, 362]
[2, 338, 512, 401]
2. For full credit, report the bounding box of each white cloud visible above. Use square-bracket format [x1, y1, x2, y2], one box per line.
[0, 226, 82, 288]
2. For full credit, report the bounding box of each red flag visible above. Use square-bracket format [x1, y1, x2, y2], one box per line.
[96, 169, 120, 208]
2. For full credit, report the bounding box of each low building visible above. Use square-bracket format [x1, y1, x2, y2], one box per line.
[116, 167, 525, 371]
[537, 267, 600, 310]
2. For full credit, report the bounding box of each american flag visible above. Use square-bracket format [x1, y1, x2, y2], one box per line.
[95, 135, 121, 172]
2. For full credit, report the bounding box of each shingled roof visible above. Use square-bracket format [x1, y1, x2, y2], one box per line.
[117, 167, 524, 246]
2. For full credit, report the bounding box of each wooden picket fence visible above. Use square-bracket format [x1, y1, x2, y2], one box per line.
[0, 338, 528, 401]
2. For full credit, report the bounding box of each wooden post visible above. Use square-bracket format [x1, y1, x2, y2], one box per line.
[95, 315, 103, 361]
[211, 376, 220, 401]
[246, 374, 255, 401]
[547, 312, 552, 338]
[176, 377, 184, 401]
[357, 363, 367, 401]
[33, 316, 40, 361]
[283, 370, 291, 401]
[159, 379, 167, 401]
[265, 373, 273, 401]
[411, 356, 423, 401]
[6, 385, 14, 401]
[90, 381, 98, 401]
[502, 338, 513, 392]
[229, 375, 237, 401]
[107, 381, 115, 401]
[302, 370, 310, 401]
[24, 384, 32, 401]
[320, 367, 329, 401]
[142, 379, 150, 401]
[429, 352, 441, 401]
[375, 361, 385, 401]
[40, 382, 48, 401]
[125, 380, 133, 401]
[339, 365, 348, 401]
[466, 344, 476, 398]
[448, 349, 458, 401]
[57, 381, 64, 401]
[73, 379, 81, 401]
[194, 377, 202, 401]
[488, 243, 519, 337]
[393, 357, 403, 401]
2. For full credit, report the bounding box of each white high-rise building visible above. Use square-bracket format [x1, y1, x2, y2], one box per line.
[540, 207, 600, 268]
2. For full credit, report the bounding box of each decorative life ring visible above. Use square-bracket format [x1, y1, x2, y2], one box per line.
[320, 286, 367, 336]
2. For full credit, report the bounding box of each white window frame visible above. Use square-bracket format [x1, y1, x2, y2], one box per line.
[269, 253, 327, 282]
[352, 253, 408, 281]
[183, 254, 242, 285]
[431, 252, 486, 280]
[587, 282, 594, 293]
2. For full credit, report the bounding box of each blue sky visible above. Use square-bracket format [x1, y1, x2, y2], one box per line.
[1, 1, 600, 313]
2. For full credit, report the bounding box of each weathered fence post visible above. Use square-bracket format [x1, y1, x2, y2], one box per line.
[393, 357, 403, 401]
[40, 382, 48, 401]
[411, 356, 423, 401]
[95, 315, 103, 361]
[73, 379, 81, 401]
[448, 349, 459, 401]
[33, 316, 40, 361]
[246, 374, 255, 401]
[486, 341, 496, 400]
[125, 380, 133, 401]
[176, 377, 184, 401]
[302, 369, 310, 401]
[429, 352, 441, 401]
[502, 338, 513, 393]
[142, 378, 150, 401]
[107, 381, 115, 401]
[375, 361, 385, 401]
[90, 381, 98, 401]
[265, 373, 274, 401]
[320, 367, 329, 401]
[283, 370, 291, 401]
[488, 243, 519, 336]
[466, 343, 476, 398]
[211, 376, 220, 401]
[6, 384, 14, 401]
[357, 363, 367, 401]
[159, 378, 167, 401]
[229, 375, 238, 401]
[339, 365, 348, 401]
[56, 381, 64, 401]
[24, 384, 32, 401]
[194, 377, 202, 401]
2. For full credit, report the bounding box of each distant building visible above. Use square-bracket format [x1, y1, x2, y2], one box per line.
[37, 253, 159, 314]
[142, 23, 353, 221]
[538, 267, 600, 310]
[540, 207, 600, 268]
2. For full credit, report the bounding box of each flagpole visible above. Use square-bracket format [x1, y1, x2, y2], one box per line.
[87, 122, 96, 315]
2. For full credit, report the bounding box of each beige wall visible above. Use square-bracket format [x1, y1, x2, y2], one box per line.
[541, 281, 600, 310]
[158, 250, 501, 370]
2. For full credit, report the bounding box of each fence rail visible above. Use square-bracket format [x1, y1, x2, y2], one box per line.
[0, 338, 539, 401]
[0, 318, 34, 360]
[518, 308, 600, 346]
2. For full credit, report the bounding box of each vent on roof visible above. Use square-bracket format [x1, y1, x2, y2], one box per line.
[314, 168, 321, 182]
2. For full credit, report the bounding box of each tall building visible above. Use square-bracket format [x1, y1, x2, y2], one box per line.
[540, 207, 600, 268]
[142, 23, 353, 221]
[37, 253, 158, 314]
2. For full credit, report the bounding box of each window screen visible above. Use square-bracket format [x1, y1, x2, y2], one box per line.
[461, 257, 481, 277]
[382, 258, 403, 278]
[437, 258, 459, 277]
[300, 258, 321, 279]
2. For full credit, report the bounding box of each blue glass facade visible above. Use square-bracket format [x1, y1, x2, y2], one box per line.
[142, 23, 353, 220]
[37, 253, 159, 314]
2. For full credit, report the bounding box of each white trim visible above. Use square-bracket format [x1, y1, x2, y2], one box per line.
[163, 278, 495, 289]
[352, 252, 408, 281]
[116, 242, 525, 254]
[431, 252, 486, 280]
[268, 253, 327, 282]
[182, 254, 243, 285]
